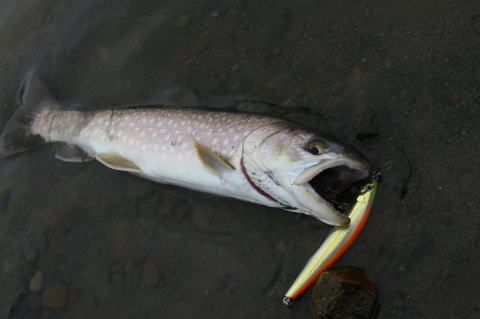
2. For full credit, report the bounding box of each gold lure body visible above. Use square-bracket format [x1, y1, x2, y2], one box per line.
[283, 179, 378, 305]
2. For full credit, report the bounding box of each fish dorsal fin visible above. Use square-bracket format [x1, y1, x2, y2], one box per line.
[96, 152, 141, 172]
[54, 143, 93, 163]
[193, 140, 234, 176]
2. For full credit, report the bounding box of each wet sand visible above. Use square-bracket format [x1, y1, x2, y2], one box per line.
[0, 1, 479, 318]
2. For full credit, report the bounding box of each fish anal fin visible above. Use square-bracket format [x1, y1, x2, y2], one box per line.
[96, 152, 141, 172]
[193, 140, 234, 175]
[54, 143, 93, 163]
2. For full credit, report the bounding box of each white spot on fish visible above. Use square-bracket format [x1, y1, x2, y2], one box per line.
[234, 135, 240, 141]
[223, 139, 229, 146]
[140, 131, 145, 137]
[168, 119, 173, 125]
[149, 118, 155, 123]
[212, 138, 218, 145]
[142, 118, 147, 123]
[134, 127, 140, 132]
[152, 132, 157, 138]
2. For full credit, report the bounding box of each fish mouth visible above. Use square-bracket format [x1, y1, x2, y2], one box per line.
[291, 157, 369, 226]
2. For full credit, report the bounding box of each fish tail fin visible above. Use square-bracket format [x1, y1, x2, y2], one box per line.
[0, 72, 59, 156]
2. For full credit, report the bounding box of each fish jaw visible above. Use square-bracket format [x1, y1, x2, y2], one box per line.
[278, 156, 369, 226]
[242, 126, 370, 226]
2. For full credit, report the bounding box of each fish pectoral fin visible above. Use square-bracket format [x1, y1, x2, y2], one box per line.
[54, 143, 93, 163]
[193, 140, 234, 175]
[96, 152, 141, 172]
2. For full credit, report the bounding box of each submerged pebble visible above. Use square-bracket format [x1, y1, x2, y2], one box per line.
[29, 271, 44, 293]
[41, 284, 68, 309]
[311, 267, 377, 319]
[176, 14, 191, 28]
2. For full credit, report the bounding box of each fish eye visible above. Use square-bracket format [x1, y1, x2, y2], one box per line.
[305, 139, 326, 155]
[308, 146, 320, 155]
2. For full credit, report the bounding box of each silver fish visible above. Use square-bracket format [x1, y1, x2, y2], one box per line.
[0, 76, 369, 225]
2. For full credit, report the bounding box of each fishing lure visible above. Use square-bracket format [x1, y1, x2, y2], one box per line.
[283, 176, 378, 306]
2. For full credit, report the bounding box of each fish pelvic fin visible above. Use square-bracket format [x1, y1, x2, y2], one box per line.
[0, 70, 59, 156]
[96, 152, 141, 172]
[193, 140, 234, 176]
[54, 143, 93, 163]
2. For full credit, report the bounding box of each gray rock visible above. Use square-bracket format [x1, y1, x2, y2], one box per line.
[311, 267, 377, 319]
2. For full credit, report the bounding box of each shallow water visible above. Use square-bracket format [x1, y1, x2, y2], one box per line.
[1, 1, 479, 318]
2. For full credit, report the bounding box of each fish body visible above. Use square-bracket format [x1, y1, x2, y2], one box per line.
[1, 75, 370, 226]
[283, 178, 378, 305]
[32, 107, 289, 207]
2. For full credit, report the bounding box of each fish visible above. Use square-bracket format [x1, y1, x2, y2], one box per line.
[0, 74, 370, 226]
[283, 177, 378, 305]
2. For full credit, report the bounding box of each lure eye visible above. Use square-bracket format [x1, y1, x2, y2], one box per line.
[366, 185, 373, 191]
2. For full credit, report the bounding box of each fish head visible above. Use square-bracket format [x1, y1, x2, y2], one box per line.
[242, 125, 370, 226]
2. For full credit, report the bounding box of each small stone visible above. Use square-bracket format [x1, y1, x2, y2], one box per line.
[311, 267, 377, 319]
[231, 63, 240, 72]
[210, 11, 220, 18]
[176, 14, 191, 28]
[29, 271, 44, 292]
[142, 260, 159, 287]
[41, 284, 68, 309]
